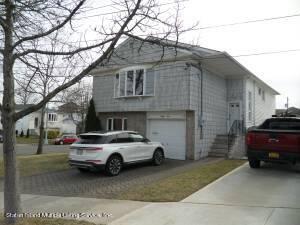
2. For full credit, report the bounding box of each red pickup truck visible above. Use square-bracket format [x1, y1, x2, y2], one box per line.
[246, 117, 300, 168]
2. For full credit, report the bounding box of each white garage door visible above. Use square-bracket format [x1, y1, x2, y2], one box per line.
[148, 119, 186, 160]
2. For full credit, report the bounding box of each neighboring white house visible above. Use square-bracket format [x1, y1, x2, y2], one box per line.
[12, 104, 80, 135]
[90, 37, 279, 160]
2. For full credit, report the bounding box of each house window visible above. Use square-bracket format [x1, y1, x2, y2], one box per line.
[34, 117, 39, 128]
[48, 113, 57, 122]
[248, 91, 252, 121]
[262, 90, 265, 101]
[258, 87, 262, 96]
[114, 67, 154, 98]
[107, 118, 128, 131]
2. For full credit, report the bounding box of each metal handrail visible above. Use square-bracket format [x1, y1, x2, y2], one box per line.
[227, 120, 244, 156]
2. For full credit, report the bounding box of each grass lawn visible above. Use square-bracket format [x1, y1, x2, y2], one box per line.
[16, 136, 40, 144]
[0, 217, 96, 225]
[0, 153, 69, 177]
[118, 159, 245, 202]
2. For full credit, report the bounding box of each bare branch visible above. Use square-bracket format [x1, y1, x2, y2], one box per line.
[14, 38, 114, 59]
[14, 0, 143, 121]
[12, 0, 86, 49]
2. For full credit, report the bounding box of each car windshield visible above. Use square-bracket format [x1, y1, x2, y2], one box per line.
[75, 135, 107, 144]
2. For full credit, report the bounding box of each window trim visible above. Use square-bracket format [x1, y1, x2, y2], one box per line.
[106, 118, 128, 131]
[114, 66, 155, 98]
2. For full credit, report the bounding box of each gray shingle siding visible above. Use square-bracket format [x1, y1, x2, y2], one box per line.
[101, 38, 192, 69]
[93, 62, 190, 112]
[192, 68, 228, 159]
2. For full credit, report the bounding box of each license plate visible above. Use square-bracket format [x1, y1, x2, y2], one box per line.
[269, 152, 279, 159]
[76, 150, 83, 155]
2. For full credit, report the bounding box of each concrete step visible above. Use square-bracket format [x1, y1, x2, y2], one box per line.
[210, 147, 228, 153]
[216, 136, 228, 140]
[210, 150, 228, 155]
[212, 140, 229, 144]
[211, 143, 228, 148]
[208, 152, 227, 157]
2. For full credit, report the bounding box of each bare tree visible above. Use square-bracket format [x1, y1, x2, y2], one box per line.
[59, 81, 92, 133]
[15, 38, 75, 155]
[0, 0, 189, 223]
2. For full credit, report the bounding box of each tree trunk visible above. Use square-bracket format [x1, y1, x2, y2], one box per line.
[36, 106, 46, 155]
[2, 115, 20, 224]
[2, 1, 21, 223]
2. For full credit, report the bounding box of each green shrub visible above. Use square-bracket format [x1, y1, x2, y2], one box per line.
[47, 130, 60, 139]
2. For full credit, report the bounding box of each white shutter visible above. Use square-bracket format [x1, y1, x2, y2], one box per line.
[119, 72, 126, 97]
[145, 68, 155, 95]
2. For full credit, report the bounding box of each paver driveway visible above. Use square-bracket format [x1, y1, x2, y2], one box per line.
[0, 158, 217, 199]
[111, 163, 300, 225]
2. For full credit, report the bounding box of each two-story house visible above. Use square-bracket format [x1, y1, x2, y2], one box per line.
[91, 37, 279, 160]
[13, 104, 79, 136]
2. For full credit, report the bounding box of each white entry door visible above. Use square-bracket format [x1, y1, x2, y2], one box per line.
[148, 119, 186, 160]
[228, 102, 240, 129]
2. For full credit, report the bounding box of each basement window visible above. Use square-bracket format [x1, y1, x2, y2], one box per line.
[107, 118, 128, 131]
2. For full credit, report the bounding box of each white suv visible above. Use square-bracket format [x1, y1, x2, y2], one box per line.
[69, 131, 165, 176]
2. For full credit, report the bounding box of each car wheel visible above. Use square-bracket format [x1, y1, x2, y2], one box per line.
[152, 149, 164, 166]
[249, 158, 260, 168]
[77, 168, 89, 173]
[105, 155, 122, 176]
[59, 140, 64, 145]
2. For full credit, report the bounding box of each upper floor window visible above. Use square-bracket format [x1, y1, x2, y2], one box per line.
[258, 87, 262, 96]
[262, 90, 265, 101]
[34, 117, 39, 128]
[48, 113, 57, 122]
[114, 67, 154, 98]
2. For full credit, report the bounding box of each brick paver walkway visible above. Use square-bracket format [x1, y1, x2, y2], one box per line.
[0, 158, 220, 199]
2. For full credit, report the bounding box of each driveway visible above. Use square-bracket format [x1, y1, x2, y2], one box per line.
[111, 163, 300, 225]
[0, 143, 69, 157]
[0, 158, 217, 199]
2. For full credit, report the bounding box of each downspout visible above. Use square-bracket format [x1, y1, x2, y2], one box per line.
[189, 62, 204, 158]
[253, 80, 256, 125]
[199, 63, 204, 140]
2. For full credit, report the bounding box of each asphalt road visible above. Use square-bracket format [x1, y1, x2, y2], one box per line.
[112, 163, 300, 225]
[0, 143, 70, 157]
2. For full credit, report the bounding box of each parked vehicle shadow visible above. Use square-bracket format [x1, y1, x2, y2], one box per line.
[258, 162, 300, 173]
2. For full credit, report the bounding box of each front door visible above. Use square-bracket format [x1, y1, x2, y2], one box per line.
[228, 102, 240, 130]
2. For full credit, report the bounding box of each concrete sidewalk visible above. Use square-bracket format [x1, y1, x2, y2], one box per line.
[110, 163, 300, 225]
[0, 193, 148, 224]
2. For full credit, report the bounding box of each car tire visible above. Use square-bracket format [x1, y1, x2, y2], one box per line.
[249, 158, 260, 168]
[105, 155, 122, 176]
[152, 149, 164, 166]
[59, 141, 64, 145]
[77, 168, 89, 173]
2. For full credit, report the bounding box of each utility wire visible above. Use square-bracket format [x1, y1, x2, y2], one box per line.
[8, 11, 300, 48]
[194, 13, 300, 30]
